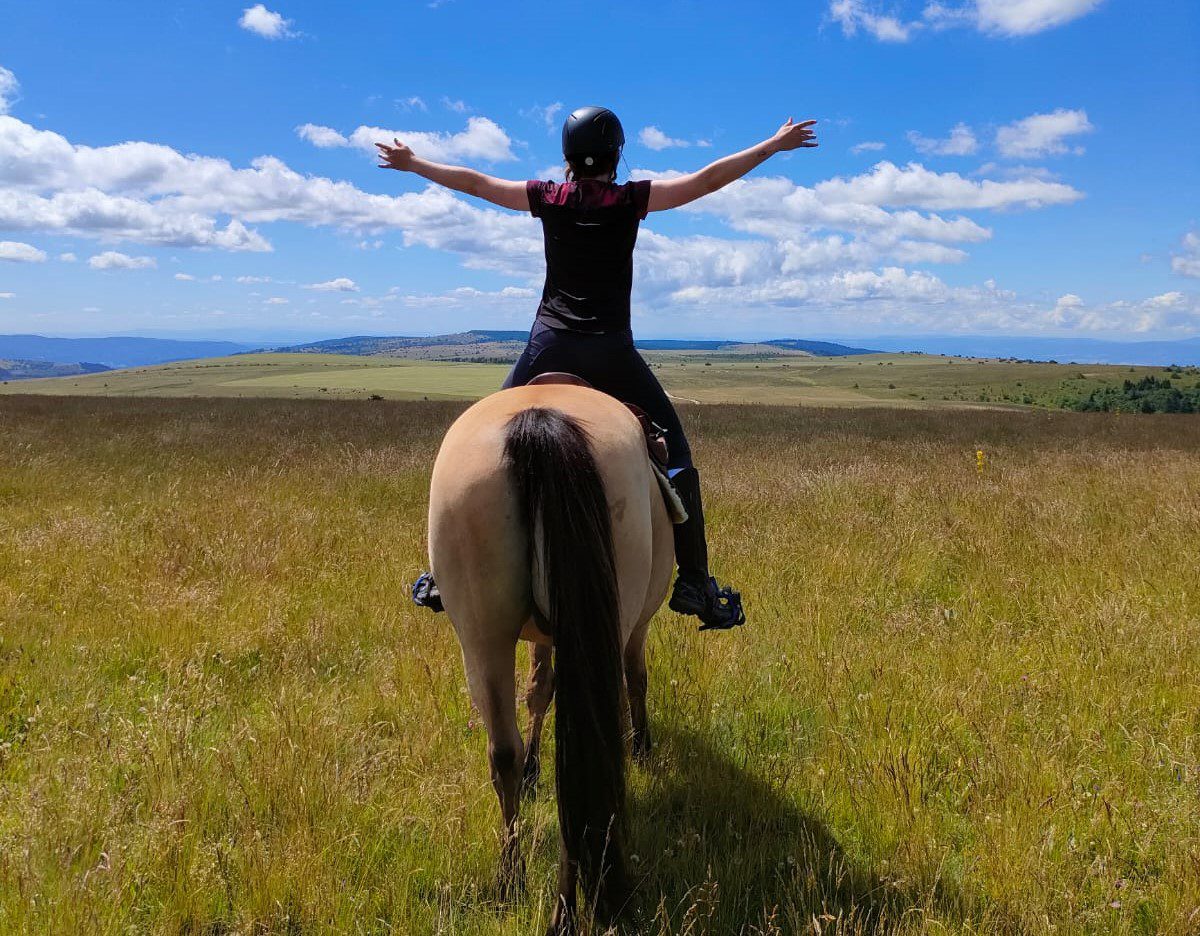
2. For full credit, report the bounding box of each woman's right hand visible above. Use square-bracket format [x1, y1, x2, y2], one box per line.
[770, 118, 818, 152]
[376, 137, 415, 171]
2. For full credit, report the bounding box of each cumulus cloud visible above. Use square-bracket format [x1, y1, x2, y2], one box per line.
[908, 123, 978, 156]
[265, 297, 289, 304]
[236, 275, 272, 283]
[392, 285, 538, 307]
[829, 0, 915, 40]
[305, 277, 359, 292]
[0, 66, 18, 114]
[0, 111, 543, 265]
[442, 97, 469, 114]
[830, 0, 1102, 41]
[974, 0, 1103, 36]
[174, 272, 196, 281]
[640, 126, 694, 151]
[296, 116, 516, 163]
[850, 141, 886, 154]
[1172, 231, 1200, 279]
[0, 292, 13, 299]
[239, 4, 295, 39]
[810, 160, 1082, 210]
[89, 251, 156, 270]
[0, 240, 47, 262]
[523, 102, 564, 132]
[294, 123, 347, 148]
[396, 96, 427, 112]
[995, 109, 1093, 158]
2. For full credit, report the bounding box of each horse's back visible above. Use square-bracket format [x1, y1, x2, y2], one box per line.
[429, 384, 671, 645]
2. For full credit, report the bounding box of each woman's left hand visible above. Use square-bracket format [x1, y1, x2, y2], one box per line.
[376, 138, 415, 170]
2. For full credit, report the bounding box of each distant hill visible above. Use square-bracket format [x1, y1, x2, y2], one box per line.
[859, 334, 1200, 367]
[281, 331, 877, 361]
[0, 335, 255, 369]
[0, 359, 112, 381]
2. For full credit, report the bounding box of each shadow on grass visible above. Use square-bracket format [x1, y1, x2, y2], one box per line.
[626, 725, 959, 934]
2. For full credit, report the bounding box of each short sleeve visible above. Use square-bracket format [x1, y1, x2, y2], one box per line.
[631, 179, 651, 221]
[526, 180, 547, 218]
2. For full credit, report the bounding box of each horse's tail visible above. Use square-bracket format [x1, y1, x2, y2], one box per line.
[504, 406, 628, 920]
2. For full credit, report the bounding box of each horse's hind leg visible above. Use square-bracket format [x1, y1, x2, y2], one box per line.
[625, 622, 652, 760]
[522, 641, 554, 797]
[461, 639, 526, 898]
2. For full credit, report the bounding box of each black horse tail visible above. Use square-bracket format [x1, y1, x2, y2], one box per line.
[505, 406, 628, 921]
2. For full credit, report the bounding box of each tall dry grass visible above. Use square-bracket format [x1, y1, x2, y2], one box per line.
[1, 395, 1198, 934]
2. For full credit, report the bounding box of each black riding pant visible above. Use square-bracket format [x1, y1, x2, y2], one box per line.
[502, 321, 694, 472]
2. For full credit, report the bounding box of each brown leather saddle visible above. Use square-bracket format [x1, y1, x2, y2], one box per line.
[527, 372, 669, 469]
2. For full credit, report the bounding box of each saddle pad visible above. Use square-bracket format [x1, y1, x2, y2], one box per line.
[652, 462, 688, 525]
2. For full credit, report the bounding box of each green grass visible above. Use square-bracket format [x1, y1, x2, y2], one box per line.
[3, 351, 1186, 411]
[1, 395, 1198, 934]
[0, 353, 510, 401]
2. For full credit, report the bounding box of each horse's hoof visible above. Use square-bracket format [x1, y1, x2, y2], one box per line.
[521, 754, 541, 798]
[498, 848, 526, 902]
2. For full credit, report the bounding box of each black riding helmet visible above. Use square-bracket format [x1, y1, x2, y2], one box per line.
[562, 105, 625, 160]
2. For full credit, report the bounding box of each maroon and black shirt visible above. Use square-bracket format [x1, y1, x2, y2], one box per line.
[526, 178, 652, 335]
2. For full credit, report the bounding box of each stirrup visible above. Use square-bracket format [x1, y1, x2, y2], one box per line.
[670, 575, 746, 631]
[412, 572, 444, 612]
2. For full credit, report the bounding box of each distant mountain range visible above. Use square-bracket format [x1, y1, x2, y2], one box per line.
[281, 331, 878, 359]
[0, 335, 254, 369]
[0, 359, 112, 381]
[857, 334, 1200, 366]
[4, 330, 1199, 378]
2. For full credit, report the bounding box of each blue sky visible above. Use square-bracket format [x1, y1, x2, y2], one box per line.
[0, 0, 1197, 342]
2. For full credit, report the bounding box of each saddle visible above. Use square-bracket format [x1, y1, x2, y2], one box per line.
[526, 372, 670, 469]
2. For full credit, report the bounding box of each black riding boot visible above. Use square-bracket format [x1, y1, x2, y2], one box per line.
[668, 468, 745, 630]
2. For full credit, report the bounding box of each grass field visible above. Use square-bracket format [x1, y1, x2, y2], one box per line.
[2, 350, 1188, 411]
[1, 395, 1199, 934]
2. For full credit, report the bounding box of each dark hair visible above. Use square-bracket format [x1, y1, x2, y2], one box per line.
[564, 150, 619, 182]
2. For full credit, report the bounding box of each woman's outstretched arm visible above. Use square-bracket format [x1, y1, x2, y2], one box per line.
[646, 118, 817, 213]
[375, 139, 529, 211]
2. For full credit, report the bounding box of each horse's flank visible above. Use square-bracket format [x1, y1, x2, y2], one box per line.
[429, 383, 673, 647]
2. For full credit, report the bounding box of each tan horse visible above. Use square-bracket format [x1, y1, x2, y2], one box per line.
[428, 382, 675, 934]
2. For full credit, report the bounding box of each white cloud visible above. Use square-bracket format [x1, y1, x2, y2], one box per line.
[174, 272, 196, 281]
[975, 0, 1103, 36]
[1044, 290, 1200, 334]
[0, 113, 542, 264]
[1169, 231, 1200, 279]
[392, 285, 537, 307]
[236, 275, 272, 283]
[58, 251, 76, 262]
[0, 66, 18, 115]
[265, 297, 289, 304]
[830, 0, 1102, 41]
[639, 126, 693, 151]
[995, 109, 1093, 158]
[0, 292, 13, 299]
[907, 122, 978, 156]
[305, 277, 359, 292]
[523, 102, 564, 132]
[396, 96, 427, 113]
[88, 251, 156, 270]
[810, 160, 1083, 210]
[850, 141, 886, 154]
[829, 0, 915, 40]
[296, 116, 517, 163]
[0, 240, 47, 263]
[295, 123, 347, 148]
[442, 97, 469, 113]
[238, 4, 295, 39]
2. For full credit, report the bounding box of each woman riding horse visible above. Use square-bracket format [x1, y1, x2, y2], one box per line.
[378, 107, 817, 630]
